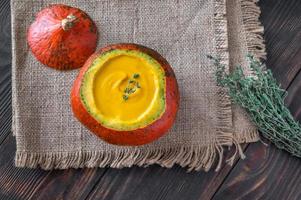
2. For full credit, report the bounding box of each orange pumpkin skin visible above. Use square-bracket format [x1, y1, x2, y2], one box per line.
[27, 4, 97, 70]
[71, 44, 179, 146]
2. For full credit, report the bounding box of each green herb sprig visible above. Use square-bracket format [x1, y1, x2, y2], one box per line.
[208, 54, 301, 157]
[123, 73, 141, 101]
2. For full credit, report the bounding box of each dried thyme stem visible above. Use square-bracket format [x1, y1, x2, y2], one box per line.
[123, 73, 141, 101]
[208, 54, 301, 157]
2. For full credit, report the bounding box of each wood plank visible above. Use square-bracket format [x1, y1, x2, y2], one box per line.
[213, 0, 301, 199]
[0, 135, 50, 200]
[27, 148, 244, 198]
[26, 149, 245, 200]
[213, 78, 301, 199]
[85, 148, 245, 200]
[261, 0, 301, 88]
[29, 168, 107, 200]
[285, 70, 301, 121]
[0, 0, 12, 144]
[212, 142, 301, 199]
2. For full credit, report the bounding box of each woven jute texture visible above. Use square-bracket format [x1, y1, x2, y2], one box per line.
[11, 0, 265, 171]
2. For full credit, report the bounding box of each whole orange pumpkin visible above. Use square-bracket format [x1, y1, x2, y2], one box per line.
[71, 44, 179, 146]
[27, 4, 98, 70]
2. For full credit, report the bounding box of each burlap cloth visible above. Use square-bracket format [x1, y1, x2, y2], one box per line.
[11, 0, 265, 171]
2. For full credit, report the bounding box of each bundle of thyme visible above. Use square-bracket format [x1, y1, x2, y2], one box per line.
[208, 54, 301, 157]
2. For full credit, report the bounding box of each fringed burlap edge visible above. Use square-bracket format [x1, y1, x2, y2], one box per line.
[234, 0, 266, 145]
[11, 0, 17, 137]
[212, 0, 234, 171]
[241, 0, 266, 60]
[223, 0, 267, 165]
[16, 145, 219, 171]
[15, 0, 266, 171]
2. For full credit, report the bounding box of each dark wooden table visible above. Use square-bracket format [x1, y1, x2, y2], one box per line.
[1, 0, 301, 199]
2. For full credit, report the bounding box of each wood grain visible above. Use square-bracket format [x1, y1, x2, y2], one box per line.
[28, 147, 243, 200]
[286, 71, 301, 121]
[212, 0, 301, 199]
[0, 0, 12, 145]
[0, 135, 49, 200]
[29, 168, 107, 200]
[86, 162, 237, 200]
[213, 142, 301, 200]
[261, 0, 301, 88]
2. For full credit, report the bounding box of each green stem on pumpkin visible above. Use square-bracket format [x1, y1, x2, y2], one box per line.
[208, 54, 301, 157]
[61, 14, 77, 31]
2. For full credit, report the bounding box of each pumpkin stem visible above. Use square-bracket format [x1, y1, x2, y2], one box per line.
[61, 14, 77, 31]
